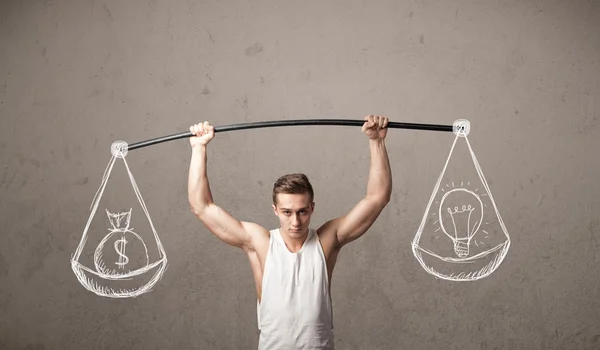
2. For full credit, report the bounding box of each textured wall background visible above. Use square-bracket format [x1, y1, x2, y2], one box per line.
[1, 0, 599, 349]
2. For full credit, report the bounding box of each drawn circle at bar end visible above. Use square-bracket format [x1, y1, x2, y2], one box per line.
[453, 119, 470, 137]
[111, 140, 128, 158]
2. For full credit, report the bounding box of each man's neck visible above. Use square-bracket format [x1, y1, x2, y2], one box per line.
[280, 228, 309, 253]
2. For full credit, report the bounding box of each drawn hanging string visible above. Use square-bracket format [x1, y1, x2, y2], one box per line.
[412, 120, 511, 281]
[71, 141, 167, 298]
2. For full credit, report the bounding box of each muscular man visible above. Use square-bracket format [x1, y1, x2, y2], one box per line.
[188, 115, 392, 349]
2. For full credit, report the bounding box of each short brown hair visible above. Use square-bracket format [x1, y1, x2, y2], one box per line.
[272, 173, 314, 205]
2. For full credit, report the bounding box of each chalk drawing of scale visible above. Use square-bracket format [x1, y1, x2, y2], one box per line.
[412, 120, 511, 281]
[70, 140, 168, 298]
[70, 118, 510, 298]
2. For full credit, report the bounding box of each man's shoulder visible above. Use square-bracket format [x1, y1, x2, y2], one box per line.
[316, 220, 342, 252]
[237, 222, 270, 252]
[317, 218, 342, 237]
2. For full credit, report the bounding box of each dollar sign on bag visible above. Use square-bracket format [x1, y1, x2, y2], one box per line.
[114, 237, 129, 268]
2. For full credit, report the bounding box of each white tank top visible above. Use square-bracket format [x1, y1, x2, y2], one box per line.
[257, 228, 335, 349]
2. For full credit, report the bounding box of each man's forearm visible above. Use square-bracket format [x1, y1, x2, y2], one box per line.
[366, 139, 392, 202]
[188, 145, 214, 214]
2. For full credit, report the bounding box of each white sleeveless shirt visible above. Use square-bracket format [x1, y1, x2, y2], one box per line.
[257, 228, 335, 349]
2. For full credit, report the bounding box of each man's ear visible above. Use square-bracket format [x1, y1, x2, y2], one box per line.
[272, 204, 278, 216]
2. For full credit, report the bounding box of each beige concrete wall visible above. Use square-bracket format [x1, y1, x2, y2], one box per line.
[1, 0, 598, 349]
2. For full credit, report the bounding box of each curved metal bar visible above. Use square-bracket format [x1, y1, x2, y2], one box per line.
[127, 118, 454, 151]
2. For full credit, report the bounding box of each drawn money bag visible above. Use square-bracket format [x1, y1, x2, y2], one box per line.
[412, 120, 510, 281]
[94, 208, 149, 276]
[71, 141, 168, 297]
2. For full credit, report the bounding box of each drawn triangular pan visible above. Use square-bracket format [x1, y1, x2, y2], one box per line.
[71, 141, 168, 297]
[412, 120, 510, 281]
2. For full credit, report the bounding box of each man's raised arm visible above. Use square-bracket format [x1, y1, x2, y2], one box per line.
[187, 121, 262, 251]
[324, 115, 393, 248]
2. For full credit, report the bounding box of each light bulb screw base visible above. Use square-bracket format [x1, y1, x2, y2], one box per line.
[453, 119, 470, 137]
[454, 240, 470, 258]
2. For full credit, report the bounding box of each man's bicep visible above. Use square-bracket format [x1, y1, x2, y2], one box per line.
[335, 197, 388, 246]
[195, 203, 258, 250]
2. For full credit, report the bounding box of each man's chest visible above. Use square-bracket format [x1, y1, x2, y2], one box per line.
[248, 233, 339, 301]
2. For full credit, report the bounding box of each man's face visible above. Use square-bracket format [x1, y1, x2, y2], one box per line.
[272, 193, 315, 239]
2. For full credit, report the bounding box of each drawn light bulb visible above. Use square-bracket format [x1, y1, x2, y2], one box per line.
[438, 188, 483, 258]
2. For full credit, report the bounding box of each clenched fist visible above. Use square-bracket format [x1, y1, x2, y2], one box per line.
[189, 121, 215, 147]
[362, 115, 388, 140]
